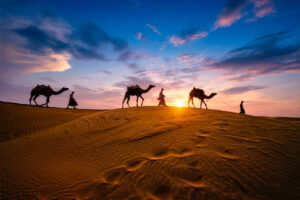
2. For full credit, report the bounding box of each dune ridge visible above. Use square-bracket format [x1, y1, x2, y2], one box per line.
[0, 102, 300, 199]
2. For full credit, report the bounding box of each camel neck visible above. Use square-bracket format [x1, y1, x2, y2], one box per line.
[205, 93, 214, 99]
[52, 89, 64, 95]
[142, 86, 151, 93]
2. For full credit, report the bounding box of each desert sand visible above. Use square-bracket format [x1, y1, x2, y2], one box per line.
[0, 101, 300, 199]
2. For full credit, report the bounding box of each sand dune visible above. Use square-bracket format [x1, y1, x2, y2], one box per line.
[0, 102, 300, 199]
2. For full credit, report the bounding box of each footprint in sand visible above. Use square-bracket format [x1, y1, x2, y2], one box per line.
[102, 157, 148, 184]
[188, 160, 199, 167]
[211, 121, 230, 128]
[102, 167, 127, 184]
[193, 135, 209, 146]
[148, 147, 170, 160]
[147, 147, 194, 160]
[125, 157, 148, 172]
[176, 167, 205, 188]
[146, 184, 172, 200]
[215, 146, 239, 161]
[198, 129, 210, 135]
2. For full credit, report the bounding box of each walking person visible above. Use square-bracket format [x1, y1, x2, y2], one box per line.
[158, 88, 167, 107]
[240, 101, 245, 114]
[67, 91, 78, 109]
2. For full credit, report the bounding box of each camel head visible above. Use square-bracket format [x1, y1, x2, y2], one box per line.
[210, 93, 217, 98]
[61, 87, 69, 92]
[149, 84, 155, 89]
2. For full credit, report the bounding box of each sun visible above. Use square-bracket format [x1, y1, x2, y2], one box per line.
[175, 100, 184, 107]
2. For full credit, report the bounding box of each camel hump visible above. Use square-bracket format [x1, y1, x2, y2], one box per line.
[127, 85, 140, 90]
[190, 88, 204, 96]
[37, 85, 51, 90]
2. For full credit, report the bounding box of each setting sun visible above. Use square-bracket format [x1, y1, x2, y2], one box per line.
[175, 100, 184, 107]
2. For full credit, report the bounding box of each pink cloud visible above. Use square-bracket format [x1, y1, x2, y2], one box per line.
[214, 0, 275, 29]
[146, 24, 161, 35]
[214, 12, 243, 28]
[169, 32, 207, 47]
[134, 32, 145, 41]
[251, 0, 275, 18]
[213, 0, 246, 29]
[0, 43, 71, 76]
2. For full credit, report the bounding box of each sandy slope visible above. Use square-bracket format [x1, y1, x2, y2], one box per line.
[0, 102, 300, 199]
[0, 102, 99, 142]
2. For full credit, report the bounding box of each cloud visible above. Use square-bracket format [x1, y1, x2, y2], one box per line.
[117, 50, 147, 61]
[74, 22, 128, 51]
[146, 24, 161, 35]
[169, 26, 207, 46]
[206, 31, 300, 79]
[251, 0, 275, 18]
[214, 0, 247, 29]
[0, 41, 71, 76]
[13, 21, 127, 60]
[0, 15, 128, 77]
[115, 76, 156, 88]
[214, 0, 275, 29]
[176, 53, 198, 66]
[40, 77, 58, 83]
[222, 85, 266, 94]
[126, 63, 139, 70]
[134, 32, 146, 41]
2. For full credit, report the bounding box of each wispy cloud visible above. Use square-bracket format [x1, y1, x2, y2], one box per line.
[251, 0, 275, 18]
[169, 26, 207, 46]
[214, 0, 275, 29]
[214, 0, 247, 29]
[146, 24, 161, 35]
[205, 31, 300, 79]
[117, 50, 147, 61]
[222, 85, 266, 94]
[40, 77, 58, 83]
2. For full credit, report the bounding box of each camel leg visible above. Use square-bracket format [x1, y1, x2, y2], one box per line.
[122, 94, 128, 108]
[29, 95, 33, 106]
[140, 95, 144, 106]
[136, 96, 139, 107]
[200, 100, 203, 109]
[46, 96, 50, 107]
[191, 97, 195, 108]
[127, 96, 130, 108]
[33, 95, 39, 106]
[203, 100, 207, 109]
[188, 97, 191, 107]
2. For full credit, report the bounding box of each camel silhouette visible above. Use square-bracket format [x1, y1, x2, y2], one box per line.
[122, 84, 155, 108]
[188, 87, 217, 109]
[29, 85, 69, 107]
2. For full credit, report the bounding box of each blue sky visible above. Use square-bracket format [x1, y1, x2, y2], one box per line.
[1, 0, 300, 116]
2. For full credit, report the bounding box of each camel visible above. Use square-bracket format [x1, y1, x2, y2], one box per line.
[122, 84, 155, 108]
[29, 84, 69, 107]
[188, 87, 217, 109]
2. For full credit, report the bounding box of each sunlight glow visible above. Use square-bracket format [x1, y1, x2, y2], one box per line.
[175, 100, 184, 107]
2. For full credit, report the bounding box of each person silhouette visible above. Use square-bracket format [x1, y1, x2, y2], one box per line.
[67, 91, 78, 109]
[240, 101, 245, 114]
[158, 88, 167, 107]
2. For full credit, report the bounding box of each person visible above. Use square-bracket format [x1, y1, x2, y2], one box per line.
[67, 91, 78, 109]
[158, 88, 167, 106]
[240, 101, 245, 114]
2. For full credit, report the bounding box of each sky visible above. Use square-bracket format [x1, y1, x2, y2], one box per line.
[0, 0, 300, 117]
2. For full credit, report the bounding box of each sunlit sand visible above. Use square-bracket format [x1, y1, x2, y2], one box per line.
[1, 102, 300, 199]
